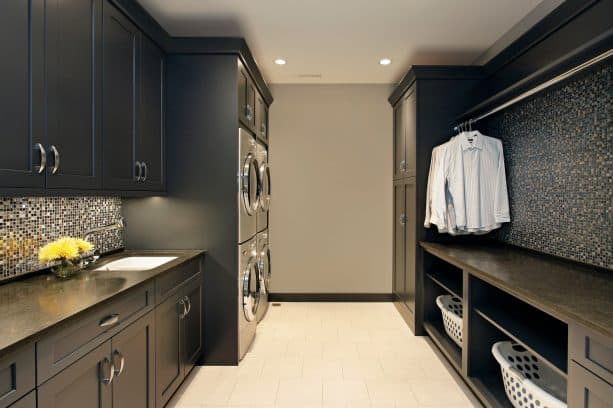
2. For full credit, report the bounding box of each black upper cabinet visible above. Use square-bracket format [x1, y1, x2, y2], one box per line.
[238, 62, 257, 132]
[256, 95, 268, 143]
[45, 0, 102, 189]
[138, 35, 165, 191]
[102, 2, 141, 191]
[393, 86, 416, 179]
[393, 100, 405, 179]
[0, 0, 45, 189]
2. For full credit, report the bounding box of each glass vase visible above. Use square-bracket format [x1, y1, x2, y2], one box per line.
[51, 259, 83, 279]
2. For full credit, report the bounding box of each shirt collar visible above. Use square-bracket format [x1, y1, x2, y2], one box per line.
[459, 131, 484, 151]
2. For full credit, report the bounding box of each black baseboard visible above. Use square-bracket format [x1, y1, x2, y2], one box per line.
[268, 293, 394, 302]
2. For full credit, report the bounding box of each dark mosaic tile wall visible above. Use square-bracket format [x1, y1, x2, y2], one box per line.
[0, 197, 124, 280]
[483, 63, 612, 269]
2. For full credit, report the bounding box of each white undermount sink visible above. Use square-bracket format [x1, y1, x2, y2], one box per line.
[95, 256, 177, 271]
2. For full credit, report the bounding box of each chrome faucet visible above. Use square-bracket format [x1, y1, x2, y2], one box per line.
[83, 217, 125, 264]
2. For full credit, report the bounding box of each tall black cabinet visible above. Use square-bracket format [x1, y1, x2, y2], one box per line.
[389, 67, 482, 334]
[124, 53, 273, 365]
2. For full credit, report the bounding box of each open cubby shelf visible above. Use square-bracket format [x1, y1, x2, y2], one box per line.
[471, 278, 568, 378]
[426, 271, 462, 298]
[423, 319, 462, 371]
[474, 305, 567, 378]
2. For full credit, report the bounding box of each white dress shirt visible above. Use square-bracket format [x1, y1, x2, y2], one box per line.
[424, 131, 510, 235]
[446, 131, 510, 232]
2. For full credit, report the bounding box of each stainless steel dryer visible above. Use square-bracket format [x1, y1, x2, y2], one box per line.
[238, 236, 260, 359]
[255, 141, 270, 233]
[239, 128, 259, 243]
[256, 229, 270, 322]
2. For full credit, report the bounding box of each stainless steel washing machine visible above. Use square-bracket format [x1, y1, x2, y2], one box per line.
[238, 236, 260, 359]
[255, 140, 270, 233]
[256, 229, 270, 322]
[238, 128, 259, 244]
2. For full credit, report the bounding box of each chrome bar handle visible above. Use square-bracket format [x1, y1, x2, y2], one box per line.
[178, 298, 186, 319]
[49, 145, 60, 174]
[142, 162, 148, 182]
[99, 313, 120, 327]
[100, 357, 115, 385]
[261, 123, 267, 138]
[112, 350, 125, 376]
[135, 161, 143, 181]
[399, 160, 406, 172]
[34, 143, 46, 174]
[184, 296, 191, 315]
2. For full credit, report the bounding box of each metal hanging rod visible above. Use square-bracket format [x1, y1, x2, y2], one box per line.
[454, 48, 613, 132]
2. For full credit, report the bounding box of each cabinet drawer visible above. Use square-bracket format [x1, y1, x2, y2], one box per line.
[570, 324, 613, 384]
[37, 282, 154, 384]
[569, 361, 613, 407]
[6, 391, 35, 408]
[0, 343, 35, 408]
[156, 258, 201, 302]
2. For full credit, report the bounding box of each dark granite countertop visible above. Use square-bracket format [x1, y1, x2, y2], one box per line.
[420, 242, 613, 338]
[0, 249, 205, 355]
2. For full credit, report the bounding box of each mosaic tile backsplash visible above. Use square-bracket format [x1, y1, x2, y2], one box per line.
[0, 197, 124, 280]
[483, 62, 612, 269]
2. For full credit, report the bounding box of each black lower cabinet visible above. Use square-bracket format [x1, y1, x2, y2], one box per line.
[568, 362, 613, 408]
[38, 340, 112, 408]
[155, 290, 184, 408]
[155, 276, 203, 408]
[182, 278, 203, 374]
[38, 311, 155, 408]
[112, 311, 155, 408]
[393, 177, 416, 320]
[7, 392, 36, 408]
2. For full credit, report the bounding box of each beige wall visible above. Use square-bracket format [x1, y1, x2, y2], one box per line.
[268, 84, 393, 293]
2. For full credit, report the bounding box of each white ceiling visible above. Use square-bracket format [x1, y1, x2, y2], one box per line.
[137, 0, 554, 84]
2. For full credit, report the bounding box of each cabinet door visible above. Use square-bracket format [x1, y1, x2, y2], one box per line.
[393, 99, 405, 179]
[0, 0, 45, 189]
[112, 311, 155, 408]
[393, 180, 405, 299]
[155, 290, 185, 408]
[102, 1, 141, 190]
[38, 340, 112, 408]
[138, 35, 165, 191]
[7, 391, 36, 408]
[238, 67, 249, 127]
[246, 82, 257, 131]
[256, 95, 268, 142]
[44, 0, 102, 189]
[182, 278, 203, 375]
[568, 361, 613, 407]
[404, 178, 416, 312]
[404, 89, 417, 177]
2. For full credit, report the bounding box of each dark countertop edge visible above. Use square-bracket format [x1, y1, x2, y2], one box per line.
[0, 249, 205, 357]
[419, 241, 612, 339]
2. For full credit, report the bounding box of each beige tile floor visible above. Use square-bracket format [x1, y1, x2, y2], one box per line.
[168, 302, 482, 408]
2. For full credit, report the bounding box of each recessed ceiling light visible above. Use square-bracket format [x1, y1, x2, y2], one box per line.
[274, 59, 287, 65]
[379, 58, 392, 66]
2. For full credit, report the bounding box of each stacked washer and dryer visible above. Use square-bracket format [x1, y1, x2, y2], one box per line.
[237, 127, 271, 359]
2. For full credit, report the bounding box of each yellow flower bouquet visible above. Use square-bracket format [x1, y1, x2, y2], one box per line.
[39, 237, 94, 278]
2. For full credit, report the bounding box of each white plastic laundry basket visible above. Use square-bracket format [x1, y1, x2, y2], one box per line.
[492, 341, 567, 408]
[435, 295, 463, 347]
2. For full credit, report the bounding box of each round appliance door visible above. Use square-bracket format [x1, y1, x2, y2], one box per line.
[258, 163, 271, 212]
[259, 244, 271, 290]
[242, 257, 261, 322]
[241, 154, 260, 215]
